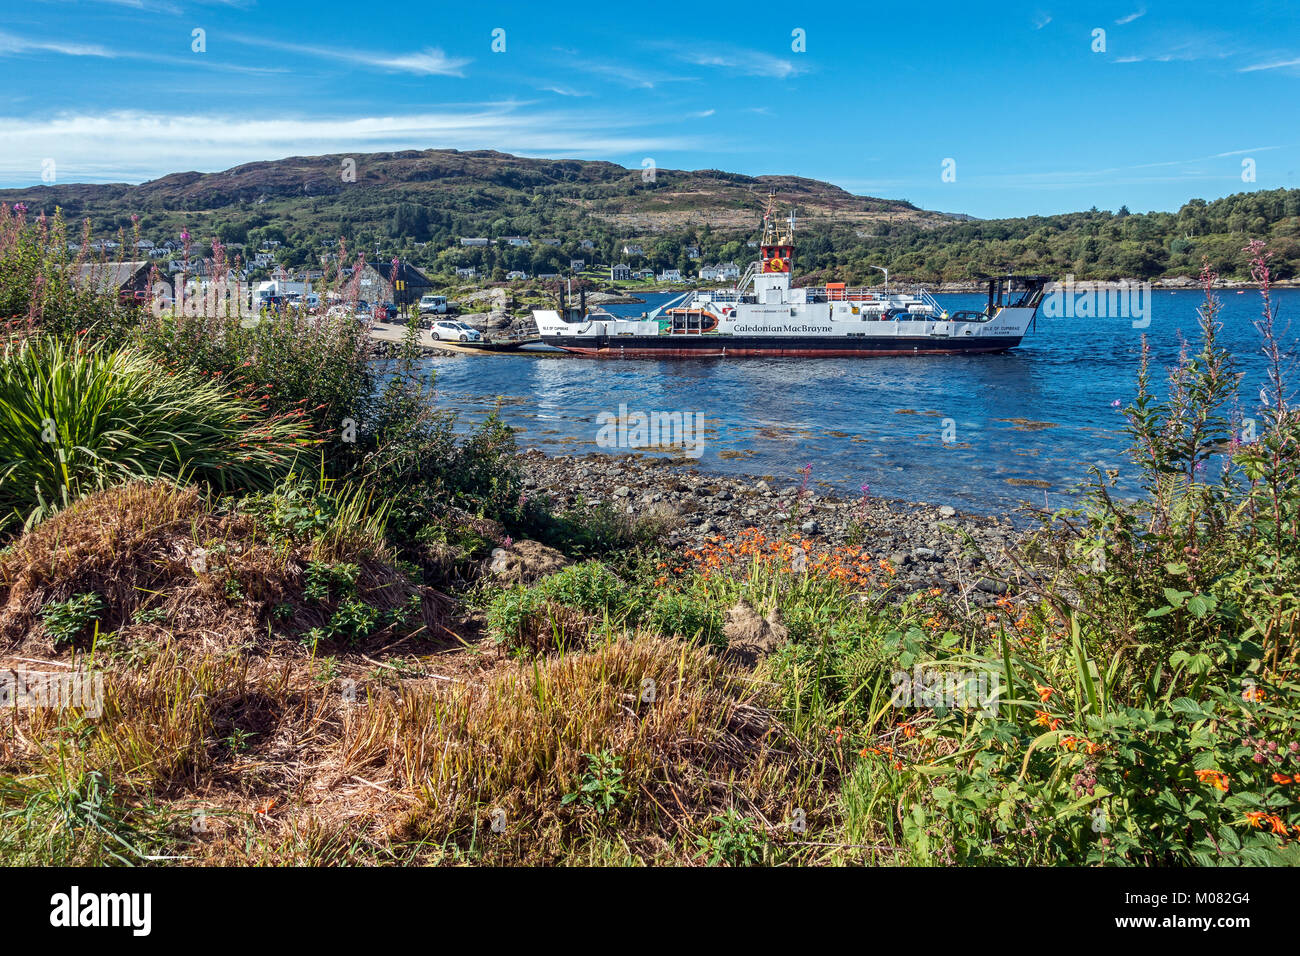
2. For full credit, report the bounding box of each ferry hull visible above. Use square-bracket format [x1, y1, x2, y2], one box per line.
[543, 334, 1024, 357]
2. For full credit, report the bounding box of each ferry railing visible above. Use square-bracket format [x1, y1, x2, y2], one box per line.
[802, 286, 892, 302]
[735, 261, 758, 294]
[919, 289, 949, 316]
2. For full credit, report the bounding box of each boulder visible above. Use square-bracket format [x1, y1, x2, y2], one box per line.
[722, 600, 789, 668]
[488, 540, 568, 585]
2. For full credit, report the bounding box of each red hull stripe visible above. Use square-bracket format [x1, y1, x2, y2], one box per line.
[558, 346, 1015, 357]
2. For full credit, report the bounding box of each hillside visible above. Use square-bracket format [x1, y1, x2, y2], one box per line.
[0, 148, 939, 248]
[2, 149, 1299, 283]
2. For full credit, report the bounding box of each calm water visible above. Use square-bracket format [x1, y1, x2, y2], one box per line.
[424, 289, 1297, 514]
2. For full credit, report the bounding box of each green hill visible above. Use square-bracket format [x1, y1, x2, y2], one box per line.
[2, 148, 1298, 283]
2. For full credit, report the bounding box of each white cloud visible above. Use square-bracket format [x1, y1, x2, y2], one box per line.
[230, 36, 471, 76]
[676, 48, 806, 79]
[571, 60, 694, 89]
[0, 29, 115, 58]
[1115, 8, 1146, 25]
[1239, 57, 1300, 73]
[0, 108, 696, 185]
[539, 85, 591, 97]
[1033, 13, 1052, 30]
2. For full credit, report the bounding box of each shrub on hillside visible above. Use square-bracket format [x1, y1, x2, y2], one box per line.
[0, 205, 137, 340]
[0, 336, 311, 529]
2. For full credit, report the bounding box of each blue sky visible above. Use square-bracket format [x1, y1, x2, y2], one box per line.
[1, 0, 1298, 217]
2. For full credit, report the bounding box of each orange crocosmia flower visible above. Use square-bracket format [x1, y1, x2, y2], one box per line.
[1036, 684, 1054, 702]
[1032, 710, 1062, 731]
[1194, 769, 1230, 792]
[1273, 773, 1293, 785]
[1245, 811, 1269, 829]
[1269, 815, 1289, 836]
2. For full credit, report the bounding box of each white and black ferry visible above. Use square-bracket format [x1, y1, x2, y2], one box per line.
[533, 195, 1047, 358]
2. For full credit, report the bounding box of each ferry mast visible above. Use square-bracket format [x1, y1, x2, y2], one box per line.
[754, 191, 794, 303]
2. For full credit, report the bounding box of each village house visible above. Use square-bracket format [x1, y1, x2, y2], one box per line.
[685, 245, 700, 259]
[570, 259, 586, 272]
[459, 237, 489, 247]
[621, 244, 644, 256]
[74, 261, 152, 300]
[506, 270, 528, 281]
[610, 263, 631, 281]
[658, 268, 683, 283]
[356, 260, 435, 305]
[455, 266, 477, 278]
[503, 236, 531, 248]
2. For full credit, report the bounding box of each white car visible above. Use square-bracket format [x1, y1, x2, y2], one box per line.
[430, 320, 482, 342]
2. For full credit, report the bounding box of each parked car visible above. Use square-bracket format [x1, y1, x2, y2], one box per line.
[418, 294, 448, 315]
[429, 320, 482, 343]
[379, 301, 399, 320]
[354, 300, 372, 316]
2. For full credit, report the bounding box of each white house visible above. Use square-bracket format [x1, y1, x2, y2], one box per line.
[570, 259, 586, 272]
[658, 268, 683, 282]
[610, 263, 631, 281]
[459, 237, 489, 247]
[621, 244, 644, 256]
[506, 270, 528, 280]
[504, 237, 531, 247]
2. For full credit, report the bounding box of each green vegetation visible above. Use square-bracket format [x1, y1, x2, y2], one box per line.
[4, 151, 1300, 284]
[0, 335, 310, 530]
[0, 200, 1297, 867]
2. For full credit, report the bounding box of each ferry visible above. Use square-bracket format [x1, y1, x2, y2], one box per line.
[533, 194, 1048, 358]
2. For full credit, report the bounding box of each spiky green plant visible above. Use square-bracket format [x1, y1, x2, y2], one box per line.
[0, 335, 313, 528]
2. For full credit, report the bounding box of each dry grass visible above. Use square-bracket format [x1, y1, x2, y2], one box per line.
[0, 483, 846, 866]
[351, 634, 837, 863]
[0, 481, 446, 656]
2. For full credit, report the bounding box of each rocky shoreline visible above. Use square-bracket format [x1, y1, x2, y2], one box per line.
[519, 449, 1034, 603]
